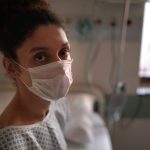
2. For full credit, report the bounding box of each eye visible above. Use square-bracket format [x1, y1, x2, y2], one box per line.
[59, 48, 71, 59]
[34, 53, 48, 62]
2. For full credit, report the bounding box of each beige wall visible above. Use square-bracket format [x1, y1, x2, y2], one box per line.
[70, 40, 141, 94]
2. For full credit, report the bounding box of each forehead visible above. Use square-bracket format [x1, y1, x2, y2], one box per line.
[16, 24, 69, 64]
[18, 24, 68, 52]
[29, 24, 67, 45]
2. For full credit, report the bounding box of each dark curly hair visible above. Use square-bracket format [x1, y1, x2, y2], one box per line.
[0, 0, 63, 61]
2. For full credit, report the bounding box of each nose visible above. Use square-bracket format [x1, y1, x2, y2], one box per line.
[51, 54, 61, 62]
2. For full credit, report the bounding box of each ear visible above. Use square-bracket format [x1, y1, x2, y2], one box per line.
[3, 57, 20, 79]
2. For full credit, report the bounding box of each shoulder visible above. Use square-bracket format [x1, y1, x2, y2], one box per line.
[0, 125, 42, 149]
[55, 97, 69, 113]
[0, 127, 25, 149]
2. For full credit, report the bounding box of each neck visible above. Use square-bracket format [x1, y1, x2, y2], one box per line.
[10, 89, 50, 125]
[20, 89, 50, 115]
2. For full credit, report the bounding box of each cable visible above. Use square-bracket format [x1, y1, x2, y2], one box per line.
[107, 0, 131, 135]
[109, 20, 118, 92]
[86, 38, 106, 116]
[84, 0, 106, 117]
[117, 0, 130, 85]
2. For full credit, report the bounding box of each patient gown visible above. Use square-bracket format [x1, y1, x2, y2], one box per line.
[0, 101, 67, 150]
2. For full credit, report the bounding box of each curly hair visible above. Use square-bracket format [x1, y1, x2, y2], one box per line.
[0, 0, 63, 61]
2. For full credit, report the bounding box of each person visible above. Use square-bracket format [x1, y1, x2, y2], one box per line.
[0, 0, 73, 149]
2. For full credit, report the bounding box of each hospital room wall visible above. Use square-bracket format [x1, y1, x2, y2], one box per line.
[50, 0, 144, 94]
[70, 40, 141, 94]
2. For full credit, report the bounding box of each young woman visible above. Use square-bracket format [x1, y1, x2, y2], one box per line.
[0, 0, 73, 149]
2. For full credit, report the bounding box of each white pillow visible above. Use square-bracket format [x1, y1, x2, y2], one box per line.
[64, 113, 94, 144]
[64, 93, 95, 144]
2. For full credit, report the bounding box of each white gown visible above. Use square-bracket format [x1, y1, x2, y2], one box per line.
[0, 101, 67, 150]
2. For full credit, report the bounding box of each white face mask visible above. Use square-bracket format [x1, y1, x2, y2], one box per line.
[14, 60, 73, 102]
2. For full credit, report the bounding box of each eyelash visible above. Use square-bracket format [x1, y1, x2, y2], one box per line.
[34, 53, 48, 62]
[59, 49, 70, 58]
[33, 48, 70, 63]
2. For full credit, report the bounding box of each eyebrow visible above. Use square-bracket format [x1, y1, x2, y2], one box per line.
[62, 42, 70, 48]
[30, 47, 50, 53]
[62, 42, 70, 46]
[29, 42, 70, 53]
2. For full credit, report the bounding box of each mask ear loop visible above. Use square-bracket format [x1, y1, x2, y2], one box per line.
[11, 59, 28, 71]
[10, 59, 32, 88]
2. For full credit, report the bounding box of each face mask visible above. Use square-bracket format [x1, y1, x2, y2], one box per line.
[14, 60, 73, 102]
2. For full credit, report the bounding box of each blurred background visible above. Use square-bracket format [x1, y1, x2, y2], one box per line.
[1, 0, 150, 150]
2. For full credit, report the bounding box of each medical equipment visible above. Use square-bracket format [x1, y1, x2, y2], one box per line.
[107, 0, 131, 134]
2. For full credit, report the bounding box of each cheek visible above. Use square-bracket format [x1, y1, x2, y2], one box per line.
[16, 47, 30, 67]
[16, 48, 32, 86]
